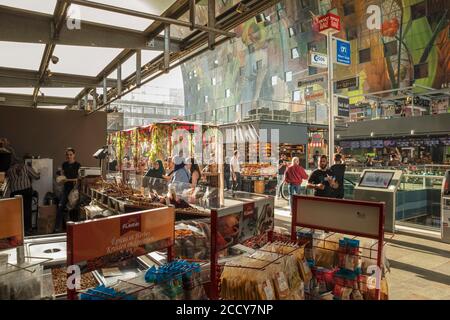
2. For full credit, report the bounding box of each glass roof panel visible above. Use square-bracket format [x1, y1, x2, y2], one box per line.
[0, 42, 46, 70]
[0, 88, 34, 95]
[108, 50, 162, 79]
[0, 0, 57, 14]
[51, 45, 123, 77]
[70, 0, 178, 32]
[39, 88, 85, 98]
[36, 106, 67, 110]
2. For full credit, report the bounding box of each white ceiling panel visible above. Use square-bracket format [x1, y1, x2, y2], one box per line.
[0, 87, 34, 95]
[0, 0, 57, 14]
[39, 88, 85, 98]
[50, 45, 122, 77]
[0, 42, 46, 70]
[108, 50, 162, 79]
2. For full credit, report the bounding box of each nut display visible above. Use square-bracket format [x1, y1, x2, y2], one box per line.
[51, 267, 98, 295]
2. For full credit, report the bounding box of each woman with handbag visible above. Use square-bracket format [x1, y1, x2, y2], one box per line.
[55, 147, 80, 233]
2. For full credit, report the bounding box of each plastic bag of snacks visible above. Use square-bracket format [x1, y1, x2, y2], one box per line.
[337, 238, 361, 273]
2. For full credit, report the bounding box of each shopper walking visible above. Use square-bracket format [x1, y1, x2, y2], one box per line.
[55, 148, 81, 233]
[330, 154, 346, 199]
[7, 155, 40, 235]
[276, 154, 288, 198]
[230, 150, 242, 192]
[170, 154, 190, 184]
[307, 155, 339, 198]
[284, 157, 308, 207]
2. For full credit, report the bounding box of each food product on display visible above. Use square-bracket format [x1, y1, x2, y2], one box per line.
[220, 242, 306, 300]
[51, 267, 98, 295]
[174, 220, 210, 260]
[80, 285, 135, 300]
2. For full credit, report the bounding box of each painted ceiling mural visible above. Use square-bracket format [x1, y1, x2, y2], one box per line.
[181, 0, 450, 120]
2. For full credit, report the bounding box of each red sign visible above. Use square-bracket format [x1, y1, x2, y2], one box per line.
[317, 13, 341, 34]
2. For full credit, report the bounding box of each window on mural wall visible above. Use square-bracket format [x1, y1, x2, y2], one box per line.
[291, 48, 300, 59]
[256, 60, 263, 70]
[271, 76, 278, 86]
[248, 44, 255, 54]
[301, 20, 311, 33]
[414, 63, 429, 79]
[384, 41, 398, 57]
[411, 1, 426, 20]
[359, 48, 371, 64]
[285, 71, 293, 82]
[211, 77, 216, 86]
[292, 90, 301, 102]
[343, 1, 355, 16]
[225, 89, 231, 98]
[204, 96, 208, 103]
[288, 27, 296, 37]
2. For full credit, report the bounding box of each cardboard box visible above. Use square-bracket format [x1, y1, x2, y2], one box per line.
[38, 205, 56, 234]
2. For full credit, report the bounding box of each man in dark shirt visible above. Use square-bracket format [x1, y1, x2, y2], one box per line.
[55, 147, 81, 232]
[307, 155, 339, 197]
[330, 154, 346, 199]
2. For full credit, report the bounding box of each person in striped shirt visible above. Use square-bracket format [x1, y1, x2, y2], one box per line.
[7, 155, 40, 235]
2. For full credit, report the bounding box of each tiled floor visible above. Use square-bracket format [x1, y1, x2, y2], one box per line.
[274, 199, 450, 300]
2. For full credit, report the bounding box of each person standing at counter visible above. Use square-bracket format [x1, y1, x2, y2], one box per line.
[276, 154, 288, 199]
[230, 150, 242, 192]
[7, 155, 40, 235]
[307, 155, 339, 198]
[284, 157, 308, 207]
[55, 148, 80, 233]
[145, 160, 165, 179]
[330, 154, 346, 199]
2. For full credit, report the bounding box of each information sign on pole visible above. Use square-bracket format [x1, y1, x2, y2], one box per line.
[335, 38, 351, 65]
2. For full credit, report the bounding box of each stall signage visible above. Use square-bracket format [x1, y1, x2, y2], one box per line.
[298, 77, 325, 87]
[335, 77, 359, 90]
[317, 13, 341, 34]
[0, 197, 24, 251]
[337, 97, 350, 117]
[335, 38, 351, 65]
[67, 207, 175, 270]
[309, 52, 328, 68]
[305, 90, 325, 101]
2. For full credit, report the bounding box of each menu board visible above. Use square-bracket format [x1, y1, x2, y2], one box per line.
[360, 140, 371, 148]
[384, 140, 396, 147]
[359, 171, 394, 189]
[339, 141, 351, 148]
[350, 141, 360, 148]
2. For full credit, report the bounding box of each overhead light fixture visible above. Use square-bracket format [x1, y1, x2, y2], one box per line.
[370, 132, 374, 137]
[410, 130, 415, 135]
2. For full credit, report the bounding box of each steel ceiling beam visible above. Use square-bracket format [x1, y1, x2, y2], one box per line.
[0, 92, 76, 107]
[0, 6, 181, 51]
[0, 67, 116, 88]
[32, 1, 70, 107]
[60, 0, 235, 37]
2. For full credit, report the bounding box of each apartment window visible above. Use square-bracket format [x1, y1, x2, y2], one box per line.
[256, 60, 263, 70]
[359, 48, 371, 63]
[211, 77, 217, 86]
[225, 89, 231, 98]
[411, 1, 426, 20]
[178, 109, 184, 116]
[291, 47, 300, 59]
[346, 27, 358, 41]
[309, 66, 318, 75]
[156, 108, 165, 115]
[204, 96, 209, 103]
[271, 76, 278, 86]
[193, 70, 197, 77]
[248, 44, 255, 54]
[285, 71, 293, 82]
[169, 109, 178, 116]
[343, 2, 355, 16]
[197, 84, 201, 91]
[292, 90, 301, 102]
[414, 62, 428, 79]
[214, 59, 219, 67]
[239, 66, 245, 76]
[235, 104, 240, 112]
[288, 27, 296, 37]
[384, 41, 398, 57]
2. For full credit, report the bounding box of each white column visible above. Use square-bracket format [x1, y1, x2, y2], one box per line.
[327, 33, 335, 161]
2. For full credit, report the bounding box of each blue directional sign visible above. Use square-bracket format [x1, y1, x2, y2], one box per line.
[336, 38, 351, 65]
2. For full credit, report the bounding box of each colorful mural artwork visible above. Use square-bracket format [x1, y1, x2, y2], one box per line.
[181, 0, 450, 120]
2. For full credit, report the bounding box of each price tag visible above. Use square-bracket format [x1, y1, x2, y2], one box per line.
[276, 272, 289, 292]
[263, 280, 275, 300]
